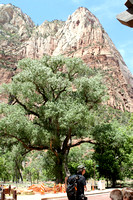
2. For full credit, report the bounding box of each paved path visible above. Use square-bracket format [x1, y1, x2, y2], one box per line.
[87, 193, 110, 200]
[17, 194, 42, 200]
[17, 189, 114, 200]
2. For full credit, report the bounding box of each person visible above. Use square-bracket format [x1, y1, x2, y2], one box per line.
[110, 189, 123, 200]
[67, 165, 87, 200]
[122, 188, 133, 200]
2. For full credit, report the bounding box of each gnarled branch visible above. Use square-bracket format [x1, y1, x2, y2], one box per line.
[70, 138, 96, 148]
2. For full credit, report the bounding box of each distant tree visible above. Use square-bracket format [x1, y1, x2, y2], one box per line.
[8, 145, 24, 183]
[92, 122, 128, 187]
[67, 144, 97, 179]
[0, 154, 10, 182]
[0, 55, 106, 183]
[0, 145, 26, 183]
[121, 113, 133, 179]
[23, 151, 45, 184]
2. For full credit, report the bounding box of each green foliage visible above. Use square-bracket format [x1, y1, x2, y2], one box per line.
[41, 150, 63, 181]
[67, 144, 98, 179]
[0, 145, 24, 182]
[83, 160, 98, 180]
[0, 55, 132, 184]
[0, 55, 107, 182]
[0, 156, 11, 181]
[127, 113, 133, 130]
[68, 159, 97, 180]
[121, 114, 133, 179]
[23, 151, 44, 183]
[91, 122, 131, 186]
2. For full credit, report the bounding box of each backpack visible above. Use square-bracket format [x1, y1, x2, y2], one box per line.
[66, 175, 79, 198]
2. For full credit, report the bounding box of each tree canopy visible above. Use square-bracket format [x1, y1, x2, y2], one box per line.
[0, 55, 107, 182]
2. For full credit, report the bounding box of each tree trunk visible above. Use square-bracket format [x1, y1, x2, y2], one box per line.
[15, 160, 23, 183]
[106, 179, 109, 188]
[37, 172, 39, 184]
[63, 150, 70, 177]
[55, 157, 63, 184]
[29, 172, 32, 185]
[54, 151, 69, 184]
[112, 178, 116, 188]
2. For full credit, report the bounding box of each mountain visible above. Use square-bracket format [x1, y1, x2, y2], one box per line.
[0, 4, 133, 112]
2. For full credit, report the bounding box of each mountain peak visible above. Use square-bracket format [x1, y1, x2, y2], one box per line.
[67, 6, 100, 25]
[0, 4, 133, 112]
[0, 3, 35, 29]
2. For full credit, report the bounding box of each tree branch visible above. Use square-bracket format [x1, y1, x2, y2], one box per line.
[51, 86, 56, 99]
[62, 128, 72, 153]
[1, 133, 49, 151]
[33, 82, 48, 104]
[88, 99, 102, 110]
[15, 97, 40, 118]
[50, 139, 60, 164]
[70, 138, 96, 148]
[55, 87, 66, 101]
[21, 149, 32, 156]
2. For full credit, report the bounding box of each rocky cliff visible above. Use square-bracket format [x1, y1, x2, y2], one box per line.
[0, 4, 133, 112]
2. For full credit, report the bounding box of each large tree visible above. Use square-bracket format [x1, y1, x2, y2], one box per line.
[0, 56, 106, 183]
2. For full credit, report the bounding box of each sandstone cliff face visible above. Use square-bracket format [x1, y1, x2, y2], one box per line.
[0, 3, 35, 102]
[0, 4, 34, 38]
[0, 4, 133, 112]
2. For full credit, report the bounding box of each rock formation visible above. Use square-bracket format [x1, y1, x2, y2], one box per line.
[0, 4, 133, 112]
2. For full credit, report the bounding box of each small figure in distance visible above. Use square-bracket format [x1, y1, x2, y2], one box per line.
[110, 189, 123, 200]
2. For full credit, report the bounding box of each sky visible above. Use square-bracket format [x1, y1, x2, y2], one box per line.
[1, 0, 133, 75]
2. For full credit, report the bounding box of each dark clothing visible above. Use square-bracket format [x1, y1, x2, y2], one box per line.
[67, 172, 86, 200]
[77, 172, 86, 200]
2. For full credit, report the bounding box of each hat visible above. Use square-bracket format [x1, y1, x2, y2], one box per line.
[77, 165, 86, 172]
